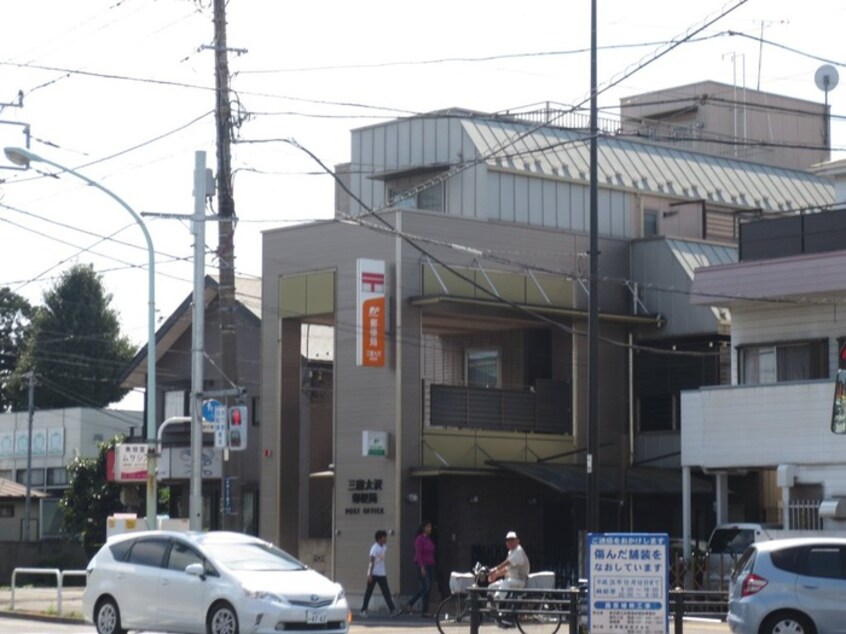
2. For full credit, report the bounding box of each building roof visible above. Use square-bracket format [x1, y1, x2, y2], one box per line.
[0, 477, 48, 499]
[460, 117, 833, 213]
[118, 275, 261, 388]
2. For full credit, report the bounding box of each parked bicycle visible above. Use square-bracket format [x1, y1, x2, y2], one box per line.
[436, 563, 562, 634]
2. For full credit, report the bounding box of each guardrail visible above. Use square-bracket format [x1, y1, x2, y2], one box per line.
[464, 585, 727, 634]
[10, 567, 86, 616]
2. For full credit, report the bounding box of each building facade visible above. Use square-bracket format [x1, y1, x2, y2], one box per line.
[0, 407, 141, 539]
[682, 164, 846, 543]
[119, 276, 263, 532]
[260, 106, 833, 604]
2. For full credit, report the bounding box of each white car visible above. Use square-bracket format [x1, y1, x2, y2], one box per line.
[82, 530, 350, 634]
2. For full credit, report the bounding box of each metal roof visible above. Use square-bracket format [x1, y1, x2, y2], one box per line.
[0, 477, 48, 499]
[666, 238, 738, 280]
[666, 238, 737, 324]
[461, 118, 834, 213]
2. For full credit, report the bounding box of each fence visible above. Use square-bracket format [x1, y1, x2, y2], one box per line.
[10, 567, 86, 616]
[462, 585, 727, 634]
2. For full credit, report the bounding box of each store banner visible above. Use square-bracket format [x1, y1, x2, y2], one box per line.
[356, 258, 386, 367]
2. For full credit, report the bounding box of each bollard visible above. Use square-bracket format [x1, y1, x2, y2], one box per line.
[673, 587, 684, 634]
[470, 587, 480, 634]
[568, 586, 580, 634]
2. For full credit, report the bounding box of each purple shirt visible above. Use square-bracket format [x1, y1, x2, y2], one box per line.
[414, 533, 435, 567]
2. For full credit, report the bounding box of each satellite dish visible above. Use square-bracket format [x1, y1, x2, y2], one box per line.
[815, 64, 839, 92]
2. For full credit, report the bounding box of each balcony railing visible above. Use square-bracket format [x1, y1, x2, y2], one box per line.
[425, 379, 571, 435]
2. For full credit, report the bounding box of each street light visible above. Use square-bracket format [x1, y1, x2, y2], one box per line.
[3, 146, 159, 529]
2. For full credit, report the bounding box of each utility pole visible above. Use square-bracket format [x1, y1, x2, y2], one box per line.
[24, 370, 35, 541]
[213, 0, 240, 530]
[587, 0, 600, 537]
[190, 151, 209, 531]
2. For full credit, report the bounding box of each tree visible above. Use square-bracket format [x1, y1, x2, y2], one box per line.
[61, 435, 169, 550]
[0, 287, 33, 412]
[61, 435, 125, 552]
[9, 264, 136, 410]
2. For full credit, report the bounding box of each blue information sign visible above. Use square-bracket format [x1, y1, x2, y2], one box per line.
[202, 399, 224, 423]
[587, 533, 669, 634]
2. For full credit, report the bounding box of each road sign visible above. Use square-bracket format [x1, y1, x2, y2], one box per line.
[588, 533, 668, 634]
[201, 399, 224, 422]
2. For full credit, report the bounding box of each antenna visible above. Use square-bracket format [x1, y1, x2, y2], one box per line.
[815, 64, 839, 150]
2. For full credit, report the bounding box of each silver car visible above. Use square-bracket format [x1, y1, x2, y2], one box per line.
[82, 530, 350, 634]
[728, 537, 846, 634]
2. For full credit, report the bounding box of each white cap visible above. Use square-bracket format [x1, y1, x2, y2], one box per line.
[505, 531, 518, 540]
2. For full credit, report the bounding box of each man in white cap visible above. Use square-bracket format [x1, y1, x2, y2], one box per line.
[487, 531, 530, 627]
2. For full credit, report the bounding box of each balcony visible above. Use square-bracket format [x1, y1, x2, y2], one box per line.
[681, 379, 838, 470]
[425, 379, 571, 435]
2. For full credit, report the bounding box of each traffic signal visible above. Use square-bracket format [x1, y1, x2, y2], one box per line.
[227, 405, 248, 451]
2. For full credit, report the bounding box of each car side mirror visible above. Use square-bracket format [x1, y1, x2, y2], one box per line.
[186, 563, 205, 578]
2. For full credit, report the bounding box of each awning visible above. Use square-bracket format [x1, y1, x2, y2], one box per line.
[489, 461, 711, 495]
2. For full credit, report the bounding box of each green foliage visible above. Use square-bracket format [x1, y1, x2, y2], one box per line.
[60, 434, 169, 551]
[0, 287, 33, 412]
[9, 263, 135, 410]
[60, 435, 125, 552]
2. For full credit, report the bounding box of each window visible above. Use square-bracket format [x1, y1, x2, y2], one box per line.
[643, 210, 659, 237]
[638, 394, 677, 432]
[15, 469, 44, 486]
[739, 340, 828, 384]
[387, 176, 444, 212]
[466, 348, 500, 388]
[0, 504, 13, 518]
[804, 547, 845, 579]
[47, 467, 67, 486]
[127, 538, 169, 567]
[165, 390, 188, 418]
[167, 541, 204, 572]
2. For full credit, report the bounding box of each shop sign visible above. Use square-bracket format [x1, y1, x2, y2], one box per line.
[344, 477, 385, 515]
[356, 258, 386, 367]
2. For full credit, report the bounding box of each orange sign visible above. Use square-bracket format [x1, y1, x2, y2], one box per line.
[362, 297, 385, 366]
[356, 259, 386, 367]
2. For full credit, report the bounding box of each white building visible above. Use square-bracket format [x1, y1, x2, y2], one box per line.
[0, 407, 141, 539]
[682, 161, 846, 544]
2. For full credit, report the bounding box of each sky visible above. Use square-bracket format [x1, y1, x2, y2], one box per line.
[0, 0, 844, 408]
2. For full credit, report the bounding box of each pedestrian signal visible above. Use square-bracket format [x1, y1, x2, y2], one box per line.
[227, 405, 248, 450]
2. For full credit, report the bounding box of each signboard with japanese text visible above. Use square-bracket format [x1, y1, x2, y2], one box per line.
[158, 447, 222, 480]
[114, 443, 149, 482]
[588, 533, 669, 634]
[356, 258, 386, 367]
[344, 477, 384, 516]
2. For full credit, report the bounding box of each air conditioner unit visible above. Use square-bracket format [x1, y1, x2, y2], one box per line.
[818, 498, 846, 519]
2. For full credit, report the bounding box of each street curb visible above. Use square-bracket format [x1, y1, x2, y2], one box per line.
[0, 609, 85, 625]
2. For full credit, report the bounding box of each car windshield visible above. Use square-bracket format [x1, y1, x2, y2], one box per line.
[709, 528, 754, 554]
[204, 541, 307, 572]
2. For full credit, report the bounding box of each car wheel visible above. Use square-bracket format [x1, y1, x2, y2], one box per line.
[760, 612, 815, 634]
[208, 601, 239, 634]
[94, 597, 126, 634]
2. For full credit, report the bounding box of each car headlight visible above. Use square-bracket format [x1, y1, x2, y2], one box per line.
[244, 589, 287, 604]
[335, 585, 346, 604]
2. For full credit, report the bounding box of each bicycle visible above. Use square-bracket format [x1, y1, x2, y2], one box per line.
[436, 564, 562, 634]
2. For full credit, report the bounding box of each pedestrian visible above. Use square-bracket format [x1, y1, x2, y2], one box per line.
[406, 520, 436, 617]
[360, 530, 401, 618]
[487, 530, 530, 628]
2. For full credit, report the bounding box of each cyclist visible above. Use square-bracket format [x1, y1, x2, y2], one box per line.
[487, 531, 530, 628]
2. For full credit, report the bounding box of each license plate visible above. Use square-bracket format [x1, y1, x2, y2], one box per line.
[306, 609, 327, 624]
